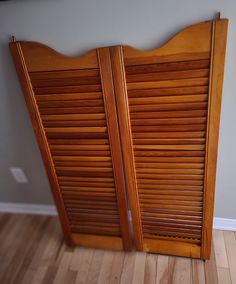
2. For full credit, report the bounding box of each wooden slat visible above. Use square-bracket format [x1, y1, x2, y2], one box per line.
[49, 139, 109, 145]
[134, 150, 205, 157]
[54, 161, 112, 167]
[34, 84, 102, 94]
[134, 145, 205, 151]
[137, 171, 203, 180]
[141, 210, 203, 219]
[53, 156, 112, 162]
[138, 179, 204, 186]
[40, 106, 105, 115]
[135, 156, 205, 163]
[125, 59, 210, 75]
[127, 69, 209, 83]
[45, 126, 107, 133]
[46, 132, 108, 139]
[51, 150, 111, 156]
[131, 117, 207, 126]
[58, 176, 114, 182]
[30, 68, 99, 80]
[133, 139, 205, 145]
[42, 113, 105, 121]
[32, 76, 101, 88]
[139, 195, 203, 203]
[128, 86, 209, 98]
[136, 168, 204, 174]
[60, 182, 114, 188]
[129, 94, 208, 105]
[50, 145, 110, 150]
[138, 184, 203, 190]
[61, 186, 115, 192]
[132, 124, 206, 132]
[127, 78, 208, 91]
[130, 102, 208, 113]
[130, 110, 207, 119]
[36, 92, 103, 101]
[138, 189, 203, 196]
[43, 120, 107, 127]
[38, 98, 104, 108]
[133, 131, 206, 139]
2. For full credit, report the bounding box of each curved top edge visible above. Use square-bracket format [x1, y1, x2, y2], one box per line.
[9, 19, 228, 58]
[12, 40, 97, 60]
[123, 20, 208, 53]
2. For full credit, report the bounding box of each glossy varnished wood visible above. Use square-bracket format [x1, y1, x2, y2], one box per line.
[122, 19, 228, 259]
[10, 18, 228, 258]
[1, 214, 236, 284]
[9, 40, 132, 251]
[201, 19, 228, 259]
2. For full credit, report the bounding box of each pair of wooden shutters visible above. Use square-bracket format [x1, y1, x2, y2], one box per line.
[10, 19, 228, 259]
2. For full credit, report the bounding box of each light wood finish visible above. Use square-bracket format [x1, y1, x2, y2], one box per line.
[201, 19, 229, 259]
[110, 46, 143, 250]
[1, 214, 236, 284]
[10, 19, 228, 258]
[123, 21, 212, 65]
[97, 47, 132, 251]
[9, 40, 132, 251]
[19, 41, 99, 71]
[120, 19, 228, 259]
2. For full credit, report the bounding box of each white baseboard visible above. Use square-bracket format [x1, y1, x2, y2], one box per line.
[0, 202, 235, 231]
[0, 202, 57, 216]
[213, 217, 236, 231]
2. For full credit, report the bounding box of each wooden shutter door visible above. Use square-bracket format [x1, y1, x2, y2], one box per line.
[112, 19, 228, 259]
[9, 42, 132, 250]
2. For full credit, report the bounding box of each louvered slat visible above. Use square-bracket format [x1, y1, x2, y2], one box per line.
[10, 42, 132, 251]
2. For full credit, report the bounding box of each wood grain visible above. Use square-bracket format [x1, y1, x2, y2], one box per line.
[0, 214, 235, 284]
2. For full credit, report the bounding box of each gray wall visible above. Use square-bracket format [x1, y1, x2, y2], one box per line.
[0, 0, 236, 218]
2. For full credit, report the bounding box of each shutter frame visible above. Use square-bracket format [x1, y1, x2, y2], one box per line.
[9, 19, 228, 258]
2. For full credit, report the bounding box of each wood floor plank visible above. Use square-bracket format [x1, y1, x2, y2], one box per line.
[120, 252, 136, 284]
[0, 214, 13, 237]
[168, 256, 176, 284]
[53, 251, 73, 284]
[214, 230, 229, 268]
[192, 259, 205, 284]
[97, 250, 114, 284]
[205, 242, 218, 284]
[0, 214, 28, 264]
[0, 216, 48, 284]
[224, 231, 236, 284]
[22, 218, 56, 284]
[109, 251, 125, 284]
[132, 252, 147, 284]
[144, 253, 157, 284]
[0, 215, 235, 284]
[70, 247, 85, 271]
[75, 248, 94, 284]
[63, 269, 78, 284]
[42, 265, 58, 284]
[217, 268, 232, 284]
[13, 217, 52, 284]
[86, 249, 105, 284]
[156, 255, 169, 284]
[32, 219, 63, 283]
[172, 257, 192, 284]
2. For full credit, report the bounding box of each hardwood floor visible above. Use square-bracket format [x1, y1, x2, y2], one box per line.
[0, 214, 235, 284]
